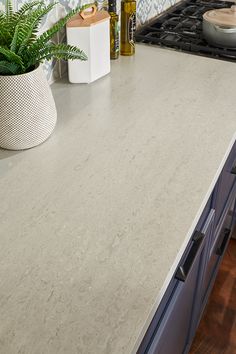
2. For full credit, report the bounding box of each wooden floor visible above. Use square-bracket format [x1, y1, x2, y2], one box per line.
[190, 238, 236, 354]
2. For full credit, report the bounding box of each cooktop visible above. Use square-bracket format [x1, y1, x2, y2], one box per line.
[136, 0, 236, 61]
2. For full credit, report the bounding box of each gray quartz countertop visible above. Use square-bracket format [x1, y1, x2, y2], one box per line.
[1, 45, 236, 354]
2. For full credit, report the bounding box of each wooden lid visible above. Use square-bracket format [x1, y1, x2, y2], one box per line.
[67, 7, 110, 28]
[203, 5, 236, 28]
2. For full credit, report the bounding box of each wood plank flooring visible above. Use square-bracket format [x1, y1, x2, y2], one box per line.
[189, 238, 236, 354]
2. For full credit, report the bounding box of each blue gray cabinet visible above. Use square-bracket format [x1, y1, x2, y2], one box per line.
[138, 141, 236, 354]
[189, 209, 215, 341]
[195, 184, 236, 327]
[213, 142, 236, 229]
[147, 227, 211, 354]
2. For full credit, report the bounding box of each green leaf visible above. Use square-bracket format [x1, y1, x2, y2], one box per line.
[0, 11, 6, 23]
[0, 60, 19, 74]
[0, 12, 11, 45]
[10, 1, 44, 32]
[0, 0, 89, 75]
[0, 46, 25, 70]
[29, 3, 92, 54]
[6, 0, 13, 22]
[17, 2, 56, 55]
[36, 43, 88, 64]
[13, 0, 44, 20]
[10, 23, 19, 52]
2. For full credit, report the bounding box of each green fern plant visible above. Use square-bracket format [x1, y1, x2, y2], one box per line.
[0, 0, 89, 75]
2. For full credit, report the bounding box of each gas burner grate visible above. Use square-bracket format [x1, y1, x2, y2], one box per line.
[136, 0, 236, 62]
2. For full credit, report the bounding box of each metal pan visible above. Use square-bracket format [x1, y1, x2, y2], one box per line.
[203, 5, 236, 48]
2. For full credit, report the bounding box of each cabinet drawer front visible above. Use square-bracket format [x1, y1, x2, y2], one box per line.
[187, 209, 215, 342]
[200, 209, 215, 301]
[147, 232, 207, 354]
[214, 142, 236, 228]
[202, 220, 232, 306]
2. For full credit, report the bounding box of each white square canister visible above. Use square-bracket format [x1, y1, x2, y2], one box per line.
[66, 5, 110, 84]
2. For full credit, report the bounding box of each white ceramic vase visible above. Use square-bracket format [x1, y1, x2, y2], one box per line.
[0, 65, 57, 150]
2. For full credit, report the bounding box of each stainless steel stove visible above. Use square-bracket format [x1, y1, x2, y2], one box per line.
[136, 0, 236, 61]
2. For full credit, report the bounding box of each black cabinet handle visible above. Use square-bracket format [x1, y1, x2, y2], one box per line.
[230, 165, 236, 175]
[175, 231, 204, 282]
[216, 228, 231, 256]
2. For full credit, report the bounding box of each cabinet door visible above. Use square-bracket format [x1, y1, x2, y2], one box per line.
[188, 199, 235, 344]
[202, 183, 236, 305]
[201, 209, 233, 308]
[214, 142, 236, 228]
[198, 209, 215, 305]
[188, 209, 215, 339]
[147, 232, 206, 354]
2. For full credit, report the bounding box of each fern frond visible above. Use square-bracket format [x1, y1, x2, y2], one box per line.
[0, 29, 9, 46]
[0, 12, 6, 31]
[0, 46, 25, 69]
[0, 12, 11, 45]
[17, 2, 56, 55]
[35, 44, 88, 64]
[0, 60, 19, 74]
[13, 0, 44, 20]
[10, 23, 19, 52]
[15, 0, 44, 20]
[15, 22, 37, 48]
[0, 0, 88, 76]
[6, 0, 13, 22]
[29, 4, 91, 54]
[0, 11, 5, 22]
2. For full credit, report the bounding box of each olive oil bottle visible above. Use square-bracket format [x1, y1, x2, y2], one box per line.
[120, 0, 136, 56]
[109, 0, 119, 60]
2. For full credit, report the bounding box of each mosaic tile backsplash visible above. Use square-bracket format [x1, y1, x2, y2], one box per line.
[0, 0, 178, 83]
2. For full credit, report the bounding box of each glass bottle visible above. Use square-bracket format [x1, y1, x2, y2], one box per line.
[109, 0, 119, 60]
[120, 0, 136, 56]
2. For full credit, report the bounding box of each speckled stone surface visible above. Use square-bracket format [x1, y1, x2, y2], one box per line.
[1, 45, 236, 354]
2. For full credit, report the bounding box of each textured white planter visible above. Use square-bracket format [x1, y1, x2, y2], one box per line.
[0, 65, 57, 150]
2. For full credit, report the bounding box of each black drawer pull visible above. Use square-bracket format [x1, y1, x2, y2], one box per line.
[175, 231, 204, 282]
[216, 228, 231, 256]
[230, 165, 236, 175]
